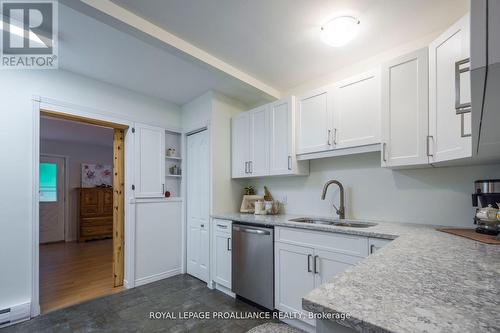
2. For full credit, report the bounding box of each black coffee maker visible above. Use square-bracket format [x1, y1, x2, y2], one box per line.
[472, 179, 500, 235]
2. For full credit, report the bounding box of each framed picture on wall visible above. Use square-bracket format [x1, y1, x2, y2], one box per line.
[81, 164, 113, 188]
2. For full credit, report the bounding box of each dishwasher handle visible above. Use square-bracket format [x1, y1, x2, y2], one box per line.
[233, 225, 271, 235]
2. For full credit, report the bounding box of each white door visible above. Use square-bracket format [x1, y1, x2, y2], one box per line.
[213, 231, 231, 288]
[297, 87, 333, 154]
[186, 129, 210, 282]
[275, 242, 315, 324]
[249, 106, 270, 177]
[313, 249, 363, 287]
[134, 123, 165, 197]
[381, 48, 430, 167]
[429, 14, 471, 163]
[231, 113, 250, 178]
[39, 156, 65, 243]
[270, 97, 293, 175]
[333, 69, 381, 149]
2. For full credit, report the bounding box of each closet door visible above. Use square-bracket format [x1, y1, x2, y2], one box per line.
[134, 123, 165, 197]
[186, 129, 210, 282]
[429, 14, 471, 163]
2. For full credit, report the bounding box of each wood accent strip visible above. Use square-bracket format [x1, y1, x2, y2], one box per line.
[41, 109, 129, 130]
[113, 129, 125, 286]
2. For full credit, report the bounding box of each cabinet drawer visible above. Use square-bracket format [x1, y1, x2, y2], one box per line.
[80, 205, 99, 216]
[81, 224, 113, 237]
[213, 219, 231, 234]
[81, 217, 112, 227]
[276, 227, 368, 258]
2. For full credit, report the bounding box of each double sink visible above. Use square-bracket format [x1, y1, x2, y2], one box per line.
[289, 217, 377, 228]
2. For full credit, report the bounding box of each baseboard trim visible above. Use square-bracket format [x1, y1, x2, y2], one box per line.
[134, 268, 182, 287]
[215, 283, 235, 298]
[0, 302, 31, 328]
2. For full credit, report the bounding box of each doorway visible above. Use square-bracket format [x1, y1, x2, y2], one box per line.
[39, 155, 66, 244]
[37, 110, 127, 314]
[186, 129, 210, 282]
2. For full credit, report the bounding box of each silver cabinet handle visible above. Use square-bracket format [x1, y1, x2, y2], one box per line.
[249, 161, 253, 174]
[460, 114, 471, 138]
[227, 238, 231, 251]
[427, 135, 434, 157]
[216, 224, 228, 229]
[244, 161, 248, 174]
[333, 128, 337, 145]
[382, 143, 387, 162]
[287, 156, 292, 170]
[314, 255, 319, 274]
[307, 254, 312, 272]
[455, 58, 471, 115]
[162, 183, 165, 193]
[201, 224, 205, 228]
[327, 129, 331, 146]
[370, 244, 376, 254]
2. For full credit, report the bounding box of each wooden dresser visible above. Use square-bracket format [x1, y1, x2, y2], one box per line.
[79, 187, 113, 242]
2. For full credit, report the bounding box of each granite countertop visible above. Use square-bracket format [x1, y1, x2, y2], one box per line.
[213, 213, 500, 333]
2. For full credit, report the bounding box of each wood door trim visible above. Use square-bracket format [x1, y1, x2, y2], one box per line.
[41, 109, 129, 130]
[113, 129, 125, 287]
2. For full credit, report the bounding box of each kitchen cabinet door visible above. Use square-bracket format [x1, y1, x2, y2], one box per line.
[134, 123, 165, 197]
[249, 106, 270, 177]
[275, 242, 315, 322]
[313, 249, 364, 287]
[368, 238, 392, 254]
[269, 97, 293, 175]
[231, 112, 250, 178]
[297, 87, 333, 155]
[381, 48, 430, 167]
[213, 230, 231, 289]
[429, 14, 471, 163]
[333, 69, 381, 149]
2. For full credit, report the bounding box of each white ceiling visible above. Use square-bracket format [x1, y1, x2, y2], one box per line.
[40, 117, 114, 147]
[58, 2, 272, 106]
[111, 0, 469, 91]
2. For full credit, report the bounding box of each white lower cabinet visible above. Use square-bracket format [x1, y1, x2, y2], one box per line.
[212, 219, 232, 289]
[274, 227, 375, 327]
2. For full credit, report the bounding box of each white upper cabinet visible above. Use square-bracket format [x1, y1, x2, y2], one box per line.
[381, 48, 430, 167]
[231, 112, 251, 178]
[333, 69, 381, 149]
[297, 87, 333, 154]
[269, 97, 309, 176]
[249, 105, 270, 177]
[134, 123, 165, 198]
[270, 97, 293, 174]
[429, 14, 471, 163]
[231, 98, 308, 178]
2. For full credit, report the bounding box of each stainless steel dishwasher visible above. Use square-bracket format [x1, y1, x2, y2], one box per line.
[232, 223, 274, 310]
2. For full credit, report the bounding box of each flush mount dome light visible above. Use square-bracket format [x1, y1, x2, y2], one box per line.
[320, 16, 360, 47]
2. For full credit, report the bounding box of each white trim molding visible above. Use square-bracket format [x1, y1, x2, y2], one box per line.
[134, 268, 182, 287]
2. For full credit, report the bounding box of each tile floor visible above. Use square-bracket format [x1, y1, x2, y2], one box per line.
[3, 274, 276, 333]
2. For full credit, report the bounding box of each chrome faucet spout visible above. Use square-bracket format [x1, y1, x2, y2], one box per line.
[321, 180, 345, 219]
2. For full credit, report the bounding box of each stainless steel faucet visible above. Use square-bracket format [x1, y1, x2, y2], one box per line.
[321, 180, 345, 220]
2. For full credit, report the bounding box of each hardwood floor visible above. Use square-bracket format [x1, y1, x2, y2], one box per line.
[40, 239, 123, 314]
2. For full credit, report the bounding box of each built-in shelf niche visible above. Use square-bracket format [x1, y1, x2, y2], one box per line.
[165, 130, 182, 198]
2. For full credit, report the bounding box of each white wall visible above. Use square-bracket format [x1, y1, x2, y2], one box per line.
[0, 69, 181, 311]
[182, 91, 246, 215]
[41, 139, 114, 241]
[250, 153, 500, 226]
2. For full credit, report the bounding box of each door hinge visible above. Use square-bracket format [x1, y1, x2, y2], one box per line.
[131, 127, 135, 133]
[131, 184, 135, 190]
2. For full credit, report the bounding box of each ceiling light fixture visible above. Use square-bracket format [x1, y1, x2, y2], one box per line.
[320, 15, 360, 47]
